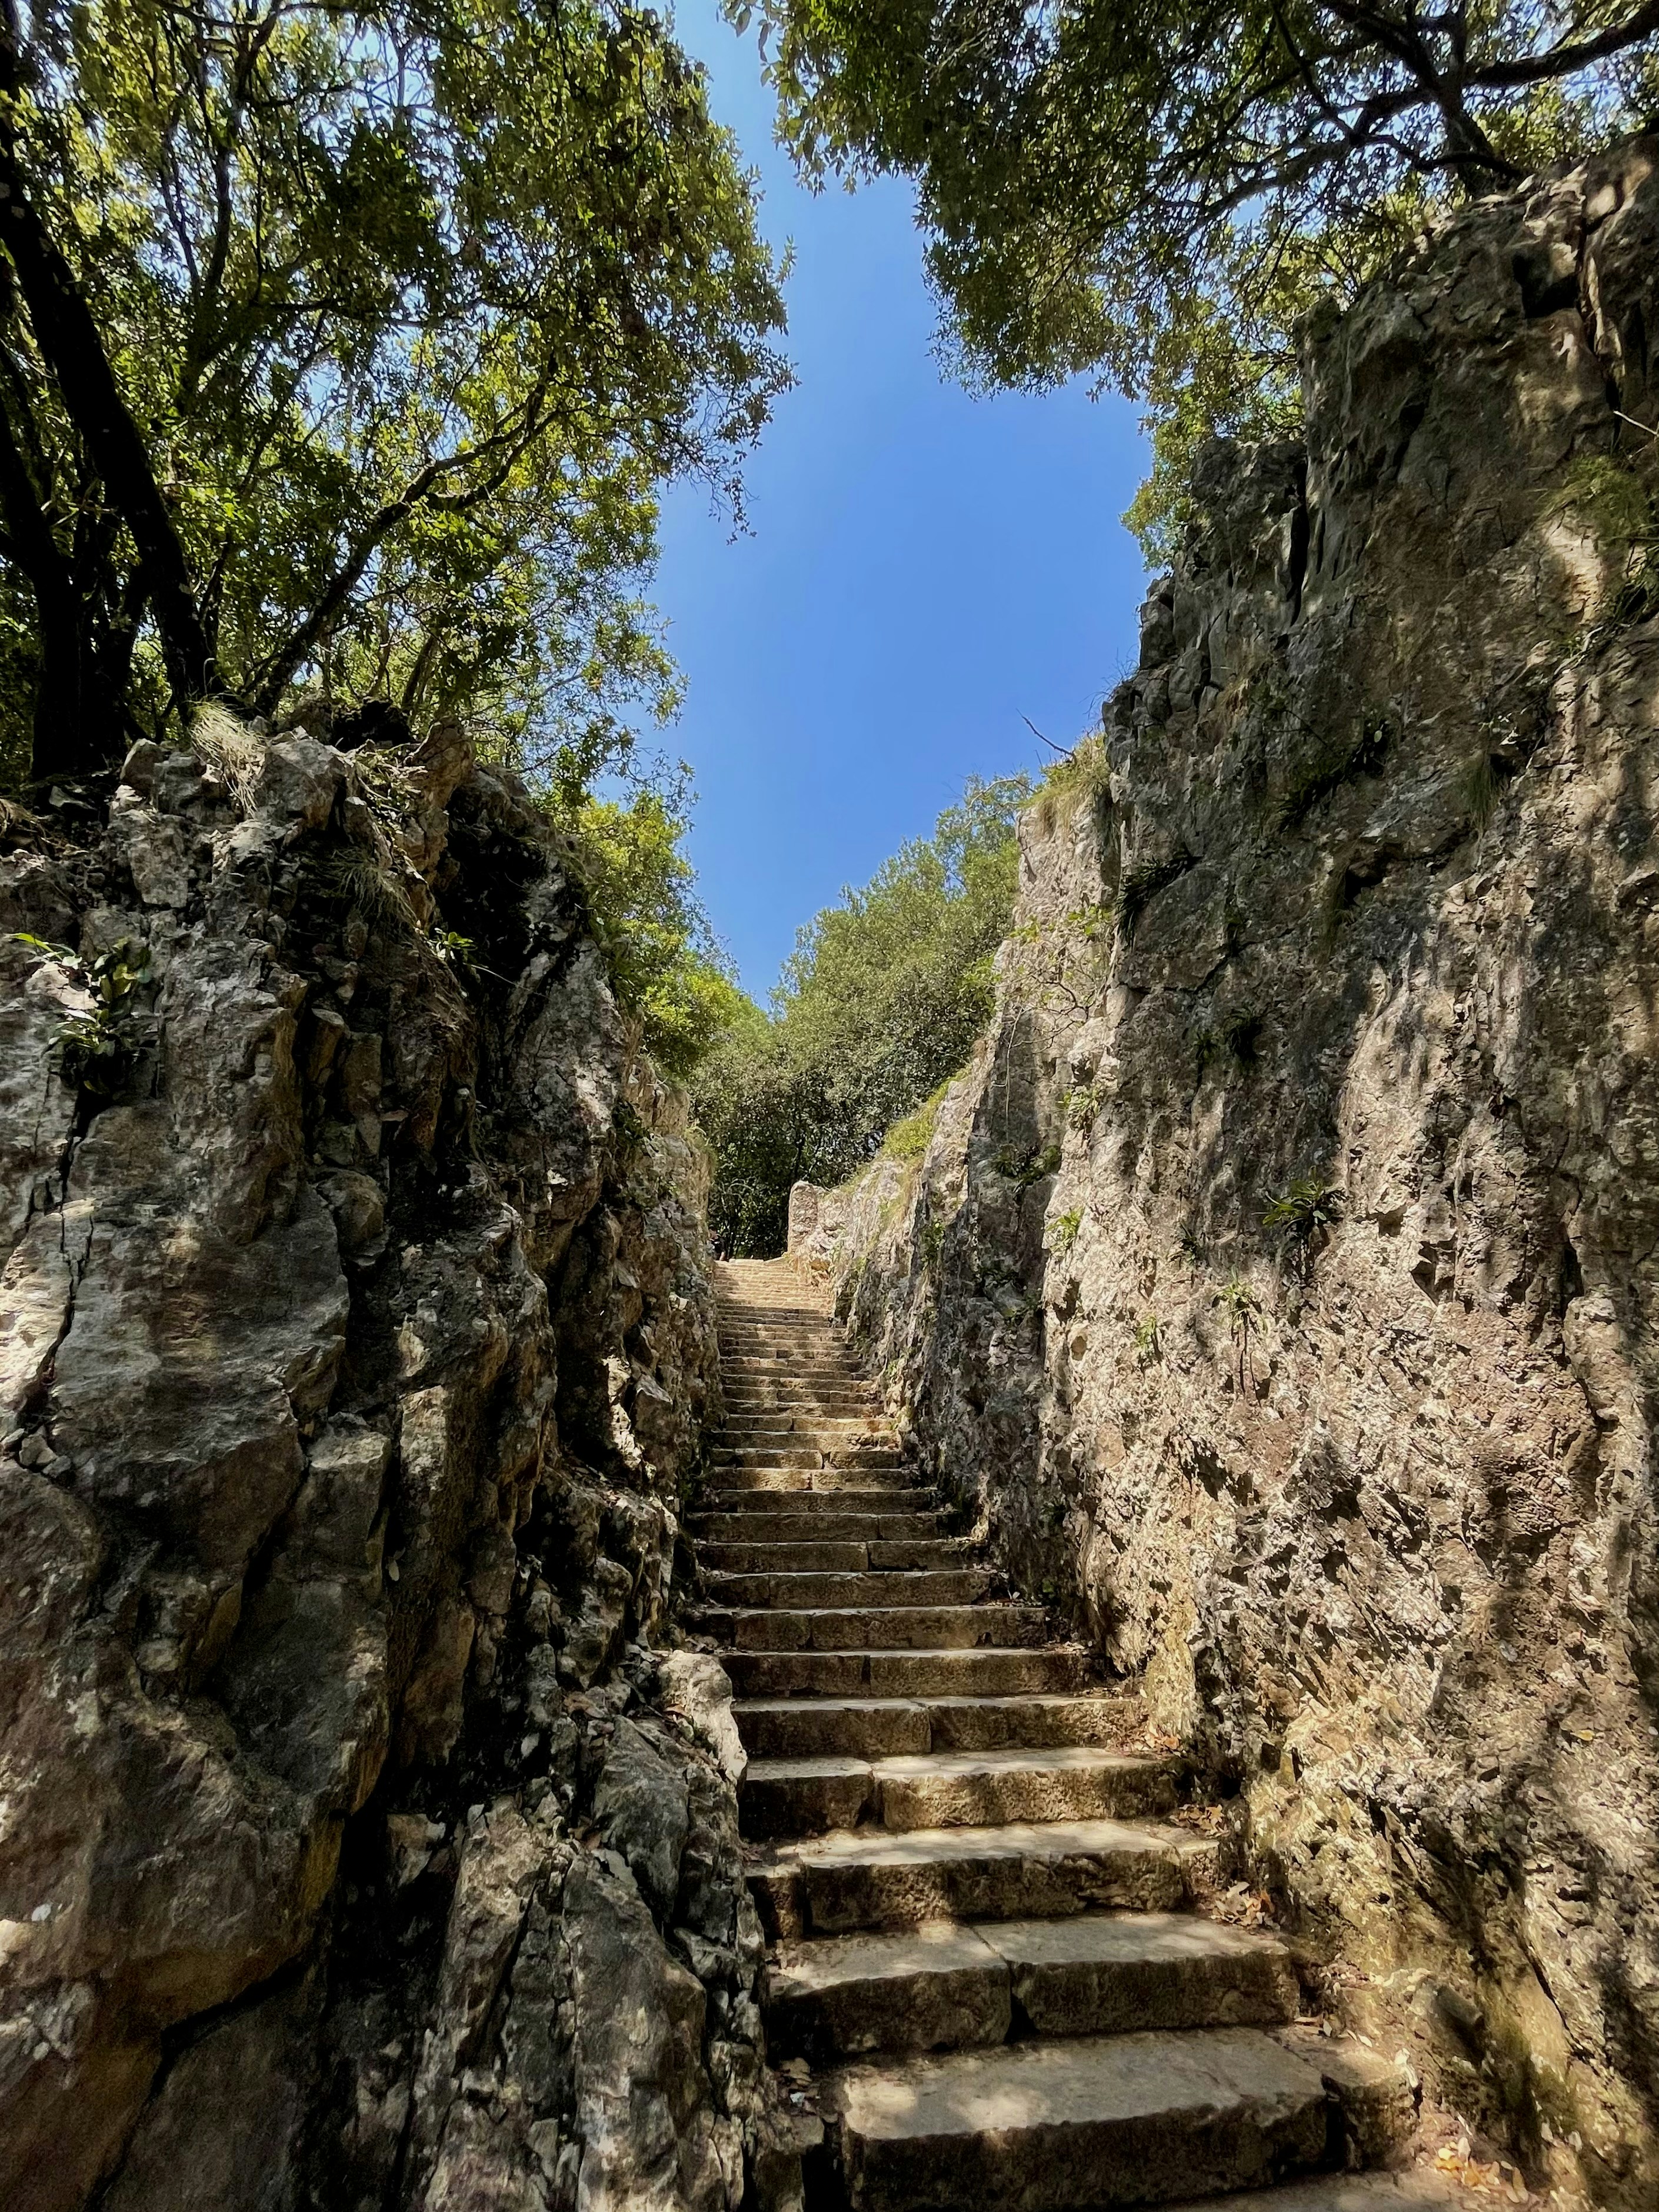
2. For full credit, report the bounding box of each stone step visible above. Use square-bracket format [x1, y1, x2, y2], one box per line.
[721, 1404, 880, 1424]
[764, 1911, 1300, 2060]
[705, 1568, 993, 1611]
[740, 1744, 1177, 1839]
[721, 1357, 867, 1377]
[719, 1357, 848, 1371]
[699, 1603, 1047, 1653]
[732, 1692, 1136, 1761]
[721, 1381, 875, 1401]
[725, 1380, 885, 1398]
[694, 1477, 942, 1513]
[751, 1814, 1218, 1938]
[690, 1504, 947, 1539]
[825, 2026, 1330, 2211]
[718, 1322, 844, 1332]
[1160, 2177, 1467, 2212]
[717, 1332, 846, 1345]
[717, 1417, 895, 1440]
[714, 1435, 900, 1457]
[720, 1645, 1092, 1701]
[697, 1538, 972, 1575]
[701, 1467, 921, 1494]
[712, 1443, 907, 1469]
[694, 1486, 937, 1516]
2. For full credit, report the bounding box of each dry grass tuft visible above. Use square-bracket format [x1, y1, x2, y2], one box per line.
[1028, 732, 1112, 834]
[191, 701, 266, 812]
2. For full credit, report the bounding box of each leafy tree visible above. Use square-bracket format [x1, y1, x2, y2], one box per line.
[694, 774, 1032, 1252]
[732, 0, 1659, 553]
[0, 0, 788, 783]
[561, 769, 751, 1081]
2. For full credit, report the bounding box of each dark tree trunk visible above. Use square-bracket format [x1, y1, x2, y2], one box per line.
[0, 392, 106, 780]
[0, 0, 214, 751]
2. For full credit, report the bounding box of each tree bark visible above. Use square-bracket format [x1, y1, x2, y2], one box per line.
[0, 390, 105, 779]
[0, 0, 215, 744]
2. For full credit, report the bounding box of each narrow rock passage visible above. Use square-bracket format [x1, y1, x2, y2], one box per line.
[691, 1261, 1455, 2212]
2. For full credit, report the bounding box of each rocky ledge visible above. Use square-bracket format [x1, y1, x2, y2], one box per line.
[0, 724, 791, 2210]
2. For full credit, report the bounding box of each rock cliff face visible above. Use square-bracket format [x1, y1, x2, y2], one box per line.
[0, 725, 782, 2209]
[801, 136, 1659, 2210]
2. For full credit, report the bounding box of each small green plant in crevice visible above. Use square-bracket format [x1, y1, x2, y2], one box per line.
[191, 699, 268, 813]
[1046, 1206, 1083, 1257]
[12, 934, 152, 1100]
[993, 1140, 1062, 1188]
[1062, 1079, 1107, 1130]
[613, 1096, 649, 1148]
[1214, 1273, 1263, 1393]
[1547, 454, 1659, 632]
[1063, 901, 1116, 945]
[1177, 1225, 1206, 1265]
[1605, 534, 1659, 629]
[1214, 1275, 1258, 1324]
[428, 927, 476, 967]
[318, 847, 424, 935]
[1118, 850, 1195, 941]
[1262, 1173, 1342, 1239]
[1132, 1311, 1161, 1364]
[917, 1215, 947, 1272]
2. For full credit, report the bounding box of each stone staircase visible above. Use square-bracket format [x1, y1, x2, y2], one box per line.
[690, 1261, 1448, 2212]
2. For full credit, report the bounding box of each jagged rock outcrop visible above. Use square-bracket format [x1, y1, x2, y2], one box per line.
[0, 723, 785, 2209]
[800, 135, 1659, 2210]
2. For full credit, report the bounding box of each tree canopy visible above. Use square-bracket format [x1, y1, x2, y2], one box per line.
[0, 0, 788, 784]
[565, 769, 753, 1082]
[694, 774, 1031, 1253]
[733, 0, 1659, 554]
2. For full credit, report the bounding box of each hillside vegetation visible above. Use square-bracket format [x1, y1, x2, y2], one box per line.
[694, 774, 1031, 1252]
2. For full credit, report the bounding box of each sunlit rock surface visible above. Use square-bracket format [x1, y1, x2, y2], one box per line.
[806, 135, 1659, 2212]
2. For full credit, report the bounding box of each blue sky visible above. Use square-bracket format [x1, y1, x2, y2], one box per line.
[654, 0, 1151, 1001]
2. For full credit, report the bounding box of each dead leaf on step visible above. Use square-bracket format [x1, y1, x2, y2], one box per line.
[1432, 2146, 1531, 2200]
[1210, 1881, 1277, 1927]
[1170, 1803, 1227, 1834]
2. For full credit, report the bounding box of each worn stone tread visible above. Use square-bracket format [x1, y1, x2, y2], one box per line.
[699, 1539, 971, 1574]
[1156, 2180, 1472, 2212]
[756, 1813, 1208, 1877]
[690, 1513, 947, 1545]
[750, 1814, 1217, 1936]
[731, 1692, 1134, 1760]
[872, 1745, 1176, 1828]
[765, 1910, 1298, 2058]
[828, 2027, 1330, 2210]
[702, 1602, 1049, 1652]
[704, 1568, 992, 1610]
[721, 1645, 1093, 1698]
[741, 1745, 1177, 1837]
[706, 1467, 923, 1493]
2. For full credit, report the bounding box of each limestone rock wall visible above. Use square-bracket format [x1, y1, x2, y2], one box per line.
[0, 725, 782, 2210]
[813, 135, 1659, 2210]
